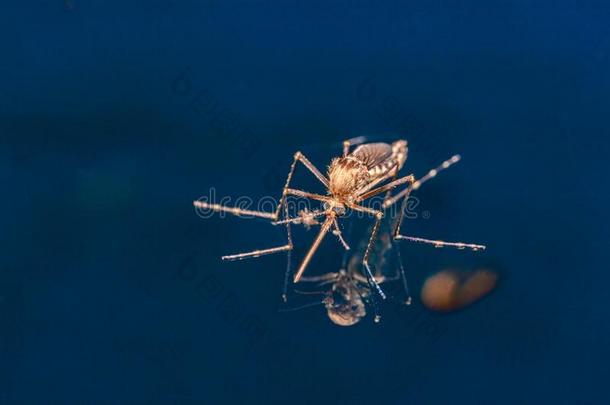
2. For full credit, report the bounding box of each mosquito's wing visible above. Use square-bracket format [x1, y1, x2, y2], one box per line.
[351, 143, 393, 170]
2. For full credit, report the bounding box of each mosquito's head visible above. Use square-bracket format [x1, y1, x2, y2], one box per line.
[327, 157, 370, 200]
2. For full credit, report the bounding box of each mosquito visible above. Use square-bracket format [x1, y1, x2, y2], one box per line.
[193, 137, 486, 301]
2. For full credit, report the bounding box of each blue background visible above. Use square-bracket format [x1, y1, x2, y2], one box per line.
[1, 1, 609, 403]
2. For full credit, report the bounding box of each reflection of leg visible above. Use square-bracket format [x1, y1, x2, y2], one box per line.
[281, 204, 294, 302]
[348, 203, 389, 304]
[362, 212, 387, 301]
[392, 238, 412, 304]
[380, 175, 411, 303]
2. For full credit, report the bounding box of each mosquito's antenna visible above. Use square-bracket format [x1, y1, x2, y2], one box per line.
[278, 301, 325, 312]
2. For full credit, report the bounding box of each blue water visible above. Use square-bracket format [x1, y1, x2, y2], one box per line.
[1, 1, 609, 403]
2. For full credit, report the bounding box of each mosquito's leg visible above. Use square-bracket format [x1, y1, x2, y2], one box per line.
[392, 188, 486, 250]
[394, 235, 486, 251]
[283, 188, 331, 203]
[353, 167, 398, 197]
[199, 150, 330, 268]
[376, 184, 412, 304]
[274, 151, 330, 219]
[221, 196, 295, 264]
[357, 174, 415, 202]
[193, 154, 330, 220]
[383, 154, 486, 251]
[389, 154, 462, 237]
[384, 154, 462, 209]
[193, 200, 276, 220]
[293, 216, 334, 283]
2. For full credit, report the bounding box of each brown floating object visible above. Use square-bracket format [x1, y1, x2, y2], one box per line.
[421, 269, 498, 312]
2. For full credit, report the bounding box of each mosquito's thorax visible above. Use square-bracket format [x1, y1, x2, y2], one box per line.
[327, 156, 370, 199]
[327, 140, 408, 201]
